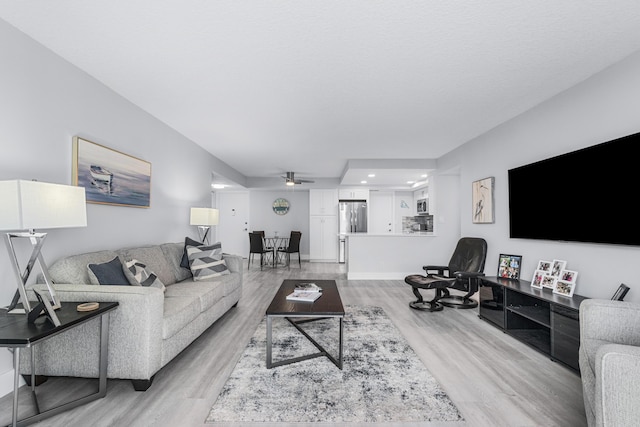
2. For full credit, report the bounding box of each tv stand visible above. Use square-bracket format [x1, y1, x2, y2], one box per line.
[479, 276, 587, 373]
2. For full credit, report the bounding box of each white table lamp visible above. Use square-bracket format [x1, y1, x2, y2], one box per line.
[190, 207, 219, 245]
[0, 180, 87, 321]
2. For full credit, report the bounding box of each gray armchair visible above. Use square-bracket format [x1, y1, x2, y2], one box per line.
[579, 299, 640, 426]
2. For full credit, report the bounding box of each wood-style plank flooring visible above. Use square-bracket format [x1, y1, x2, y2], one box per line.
[0, 261, 587, 426]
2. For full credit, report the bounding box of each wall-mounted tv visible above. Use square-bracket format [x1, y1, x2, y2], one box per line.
[508, 131, 640, 246]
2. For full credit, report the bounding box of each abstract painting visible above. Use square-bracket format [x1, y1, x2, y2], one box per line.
[472, 176, 494, 223]
[72, 136, 151, 208]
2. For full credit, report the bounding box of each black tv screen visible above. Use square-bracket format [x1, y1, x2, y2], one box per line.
[508, 131, 640, 246]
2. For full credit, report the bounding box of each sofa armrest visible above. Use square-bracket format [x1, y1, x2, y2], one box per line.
[223, 253, 243, 274]
[580, 299, 640, 346]
[25, 284, 165, 380]
[595, 343, 640, 426]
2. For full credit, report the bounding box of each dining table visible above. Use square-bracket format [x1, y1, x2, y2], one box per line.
[264, 235, 290, 267]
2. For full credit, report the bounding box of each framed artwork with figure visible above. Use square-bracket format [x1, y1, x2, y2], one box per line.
[472, 177, 494, 224]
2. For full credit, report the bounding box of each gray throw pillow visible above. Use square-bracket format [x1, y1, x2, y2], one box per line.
[180, 236, 203, 269]
[187, 243, 230, 281]
[122, 258, 166, 292]
[87, 256, 130, 286]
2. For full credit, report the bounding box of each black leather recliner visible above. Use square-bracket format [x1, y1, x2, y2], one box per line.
[404, 237, 488, 311]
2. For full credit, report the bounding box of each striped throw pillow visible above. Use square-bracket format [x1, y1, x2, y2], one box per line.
[123, 259, 166, 292]
[186, 242, 230, 281]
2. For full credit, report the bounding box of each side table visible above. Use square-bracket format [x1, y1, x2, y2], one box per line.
[0, 301, 118, 427]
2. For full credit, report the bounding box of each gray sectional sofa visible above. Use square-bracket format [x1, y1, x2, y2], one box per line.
[22, 241, 242, 391]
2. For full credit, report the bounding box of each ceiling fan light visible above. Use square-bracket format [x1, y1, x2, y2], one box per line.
[286, 180, 295, 186]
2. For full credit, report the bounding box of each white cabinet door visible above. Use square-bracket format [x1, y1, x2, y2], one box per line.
[369, 191, 394, 234]
[338, 188, 369, 200]
[309, 215, 338, 261]
[322, 216, 338, 260]
[310, 189, 338, 215]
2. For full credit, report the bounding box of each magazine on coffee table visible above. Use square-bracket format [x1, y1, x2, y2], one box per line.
[286, 290, 322, 302]
[294, 282, 323, 292]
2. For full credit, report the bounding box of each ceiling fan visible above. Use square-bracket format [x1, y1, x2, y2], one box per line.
[281, 171, 314, 186]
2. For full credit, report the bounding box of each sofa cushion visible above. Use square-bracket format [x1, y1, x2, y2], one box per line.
[87, 256, 130, 286]
[180, 237, 203, 269]
[117, 246, 176, 285]
[164, 280, 224, 312]
[160, 242, 192, 282]
[122, 259, 166, 292]
[187, 243, 230, 281]
[162, 296, 201, 339]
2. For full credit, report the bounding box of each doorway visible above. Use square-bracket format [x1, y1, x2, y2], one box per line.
[215, 191, 250, 258]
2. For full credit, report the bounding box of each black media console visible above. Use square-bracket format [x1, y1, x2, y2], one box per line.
[478, 276, 588, 373]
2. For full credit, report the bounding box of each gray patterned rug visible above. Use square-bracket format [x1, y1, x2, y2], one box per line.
[206, 305, 464, 423]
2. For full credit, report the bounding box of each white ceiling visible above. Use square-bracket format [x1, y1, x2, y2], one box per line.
[2, 1, 640, 190]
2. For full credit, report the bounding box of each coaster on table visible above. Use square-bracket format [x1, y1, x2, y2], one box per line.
[77, 302, 99, 312]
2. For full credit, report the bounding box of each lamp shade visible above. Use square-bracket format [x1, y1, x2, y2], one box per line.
[0, 180, 87, 230]
[190, 207, 219, 226]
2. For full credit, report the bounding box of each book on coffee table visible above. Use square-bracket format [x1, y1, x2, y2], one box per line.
[286, 290, 322, 302]
[294, 282, 322, 293]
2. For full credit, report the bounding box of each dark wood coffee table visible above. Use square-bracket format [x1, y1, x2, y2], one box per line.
[265, 279, 345, 369]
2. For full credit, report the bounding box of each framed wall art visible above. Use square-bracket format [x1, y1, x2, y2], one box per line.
[72, 136, 151, 208]
[472, 176, 494, 224]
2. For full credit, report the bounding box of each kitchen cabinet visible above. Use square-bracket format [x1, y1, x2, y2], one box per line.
[309, 215, 338, 261]
[369, 191, 394, 234]
[338, 188, 369, 200]
[309, 189, 338, 215]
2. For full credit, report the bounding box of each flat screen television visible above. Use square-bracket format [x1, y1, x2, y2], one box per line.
[508, 131, 640, 246]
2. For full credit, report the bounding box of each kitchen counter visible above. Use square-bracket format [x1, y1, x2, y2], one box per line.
[342, 232, 450, 280]
[340, 232, 435, 237]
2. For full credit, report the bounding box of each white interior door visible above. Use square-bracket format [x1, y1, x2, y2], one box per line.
[216, 191, 249, 258]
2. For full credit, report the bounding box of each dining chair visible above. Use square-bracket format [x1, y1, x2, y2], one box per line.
[277, 231, 302, 269]
[248, 232, 270, 270]
[253, 230, 274, 265]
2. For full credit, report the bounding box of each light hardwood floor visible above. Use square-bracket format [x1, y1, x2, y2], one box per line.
[0, 262, 587, 427]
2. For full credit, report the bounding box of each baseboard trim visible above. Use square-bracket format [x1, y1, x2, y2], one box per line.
[347, 272, 412, 280]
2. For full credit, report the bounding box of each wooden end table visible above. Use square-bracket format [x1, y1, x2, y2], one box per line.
[0, 301, 118, 427]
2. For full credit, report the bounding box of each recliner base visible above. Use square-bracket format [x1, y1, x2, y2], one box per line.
[409, 300, 444, 311]
[439, 295, 478, 309]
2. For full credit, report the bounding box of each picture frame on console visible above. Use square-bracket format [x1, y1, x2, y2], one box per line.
[554, 280, 576, 297]
[531, 270, 545, 289]
[550, 259, 566, 277]
[497, 254, 522, 279]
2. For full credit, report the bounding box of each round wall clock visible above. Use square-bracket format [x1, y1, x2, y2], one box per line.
[272, 198, 290, 215]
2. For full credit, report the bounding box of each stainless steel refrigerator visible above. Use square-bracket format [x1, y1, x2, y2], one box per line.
[338, 200, 367, 263]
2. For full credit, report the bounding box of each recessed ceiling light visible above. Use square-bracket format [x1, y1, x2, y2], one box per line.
[361, 180, 367, 184]
[368, 174, 375, 178]
[421, 174, 428, 178]
[212, 184, 226, 189]
[407, 181, 415, 184]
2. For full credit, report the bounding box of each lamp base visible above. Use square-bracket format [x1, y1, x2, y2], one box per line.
[4, 232, 61, 322]
[197, 226, 211, 245]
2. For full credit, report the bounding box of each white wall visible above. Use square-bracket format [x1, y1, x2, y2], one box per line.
[0, 20, 235, 397]
[442, 49, 640, 303]
[248, 190, 310, 256]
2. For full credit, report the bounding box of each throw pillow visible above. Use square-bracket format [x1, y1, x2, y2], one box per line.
[187, 243, 230, 281]
[87, 256, 130, 286]
[180, 237, 203, 269]
[122, 258, 166, 292]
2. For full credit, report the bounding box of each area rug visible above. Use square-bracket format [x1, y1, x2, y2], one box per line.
[206, 305, 464, 423]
